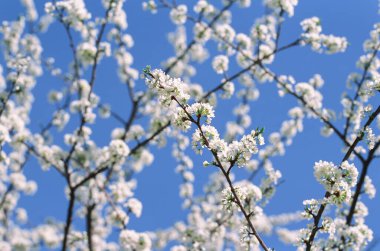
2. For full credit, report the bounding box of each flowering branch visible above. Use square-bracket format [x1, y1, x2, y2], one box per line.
[144, 67, 271, 250]
[304, 105, 380, 250]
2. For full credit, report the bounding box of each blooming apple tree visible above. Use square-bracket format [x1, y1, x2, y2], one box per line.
[0, 0, 379, 250]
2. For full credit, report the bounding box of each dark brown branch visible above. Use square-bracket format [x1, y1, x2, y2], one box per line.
[86, 204, 95, 251]
[346, 140, 380, 225]
[61, 4, 114, 250]
[62, 189, 75, 251]
[0, 72, 20, 117]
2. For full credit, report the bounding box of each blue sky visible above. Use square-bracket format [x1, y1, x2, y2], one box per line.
[0, 0, 379, 250]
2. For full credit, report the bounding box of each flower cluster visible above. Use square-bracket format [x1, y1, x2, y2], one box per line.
[221, 182, 262, 212]
[364, 126, 376, 150]
[301, 17, 348, 54]
[175, 103, 215, 130]
[144, 67, 190, 106]
[264, 0, 299, 17]
[69, 79, 98, 123]
[45, 0, 91, 30]
[212, 55, 229, 74]
[193, 126, 264, 168]
[314, 160, 358, 204]
[170, 5, 188, 25]
[119, 229, 152, 251]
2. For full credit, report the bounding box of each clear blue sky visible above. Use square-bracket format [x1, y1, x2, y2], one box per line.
[0, 0, 379, 250]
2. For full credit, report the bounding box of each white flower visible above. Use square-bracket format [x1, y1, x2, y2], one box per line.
[238, 0, 252, 8]
[221, 81, 235, 99]
[52, 110, 70, 130]
[314, 160, 358, 205]
[142, 1, 157, 14]
[180, 183, 193, 197]
[295, 82, 323, 111]
[235, 180, 263, 203]
[109, 139, 130, 159]
[341, 161, 358, 187]
[37, 225, 61, 248]
[77, 42, 97, 66]
[145, 68, 190, 106]
[171, 245, 187, 251]
[222, 187, 241, 211]
[264, 0, 298, 17]
[192, 125, 223, 154]
[172, 107, 192, 131]
[314, 161, 339, 187]
[321, 217, 335, 238]
[0, 125, 11, 144]
[15, 208, 28, 224]
[193, 22, 211, 43]
[302, 199, 320, 219]
[240, 225, 251, 242]
[367, 77, 380, 91]
[119, 230, 152, 251]
[241, 129, 264, 155]
[300, 17, 348, 54]
[364, 176, 376, 199]
[170, 5, 187, 25]
[110, 180, 134, 203]
[125, 198, 143, 218]
[364, 127, 375, 150]
[99, 104, 111, 118]
[172, 103, 215, 132]
[109, 207, 129, 227]
[212, 55, 229, 74]
[194, 0, 213, 15]
[48, 91, 63, 103]
[188, 103, 215, 123]
[301, 17, 322, 34]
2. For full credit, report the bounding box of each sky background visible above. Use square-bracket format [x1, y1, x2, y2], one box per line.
[0, 0, 379, 250]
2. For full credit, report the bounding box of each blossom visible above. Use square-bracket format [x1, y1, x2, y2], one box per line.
[302, 199, 320, 219]
[142, 1, 157, 14]
[340, 160, 358, 187]
[221, 81, 235, 99]
[367, 77, 380, 91]
[193, 22, 211, 43]
[295, 82, 323, 111]
[364, 127, 376, 150]
[144, 68, 190, 106]
[125, 198, 143, 218]
[222, 186, 241, 211]
[119, 230, 152, 251]
[192, 125, 221, 154]
[238, 0, 252, 8]
[321, 217, 336, 238]
[109, 139, 130, 160]
[364, 176, 376, 199]
[300, 17, 348, 54]
[170, 5, 187, 25]
[264, 0, 298, 17]
[188, 103, 215, 123]
[77, 42, 97, 66]
[52, 110, 70, 130]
